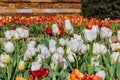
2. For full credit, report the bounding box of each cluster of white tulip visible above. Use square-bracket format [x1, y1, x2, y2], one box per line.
[0, 41, 14, 68]
[4, 28, 29, 40]
[24, 41, 36, 61]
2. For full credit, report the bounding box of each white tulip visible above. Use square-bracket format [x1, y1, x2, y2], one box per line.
[92, 25, 99, 34]
[37, 54, 42, 63]
[100, 44, 107, 54]
[81, 44, 87, 53]
[100, 27, 112, 38]
[69, 38, 81, 53]
[4, 30, 12, 40]
[73, 34, 83, 43]
[110, 52, 120, 62]
[84, 29, 94, 42]
[24, 30, 29, 38]
[67, 53, 76, 62]
[59, 38, 66, 46]
[24, 50, 33, 61]
[50, 63, 55, 69]
[14, 31, 20, 39]
[92, 61, 99, 66]
[4, 41, 14, 53]
[49, 39, 56, 47]
[52, 53, 59, 64]
[16, 28, 25, 38]
[0, 62, 5, 68]
[60, 58, 68, 69]
[31, 62, 42, 71]
[92, 43, 101, 55]
[96, 70, 105, 80]
[65, 20, 73, 31]
[41, 49, 50, 59]
[57, 47, 64, 55]
[10, 30, 15, 37]
[49, 47, 56, 53]
[52, 24, 59, 34]
[110, 43, 117, 51]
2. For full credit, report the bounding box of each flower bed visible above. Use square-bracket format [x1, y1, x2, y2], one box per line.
[0, 16, 120, 80]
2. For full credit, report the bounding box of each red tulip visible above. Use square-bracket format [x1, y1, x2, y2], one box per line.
[46, 27, 52, 35]
[58, 31, 64, 37]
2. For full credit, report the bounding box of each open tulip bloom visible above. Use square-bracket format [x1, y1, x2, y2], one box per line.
[0, 16, 120, 80]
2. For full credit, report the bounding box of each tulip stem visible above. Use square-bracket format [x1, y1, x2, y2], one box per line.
[76, 56, 78, 69]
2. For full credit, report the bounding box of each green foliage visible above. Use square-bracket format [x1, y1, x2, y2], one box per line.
[82, 0, 120, 19]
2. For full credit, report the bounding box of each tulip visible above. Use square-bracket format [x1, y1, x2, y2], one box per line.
[60, 58, 68, 69]
[81, 44, 87, 53]
[52, 24, 59, 34]
[100, 27, 112, 38]
[18, 60, 25, 71]
[95, 70, 105, 80]
[84, 29, 96, 42]
[69, 38, 81, 53]
[110, 52, 120, 62]
[51, 53, 59, 64]
[65, 20, 73, 31]
[46, 27, 52, 35]
[100, 44, 107, 54]
[4, 41, 14, 53]
[59, 38, 66, 46]
[57, 47, 64, 55]
[0, 62, 6, 68]
[92, 43, 101, 55]
[31, 62, 42, 71]
[66, 47, 72, 54]
[15, 77, 26, 80]
[67, 53, 76, 62]
[4, 30, 12, 40]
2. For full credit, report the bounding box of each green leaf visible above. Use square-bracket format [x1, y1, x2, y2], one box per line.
[65, 57, 73, 71]
[116, 63, 120, 79]
[0, 67, 7, 80]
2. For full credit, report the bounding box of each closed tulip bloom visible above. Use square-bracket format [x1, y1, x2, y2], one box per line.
[24, 30, 29, 38]
[100, 44, 107, 54]
[92, 25, 99, 34]
[67, 53, 76, 63]
[65, 19, 73, 31]
[31, 62, 42, 71]
[84, 29, 95, 42]
[110, 52, 120, 62]
[4, 41, 14, 53]
[18, 60, 25, 71]
[52, 24, 59, 34]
